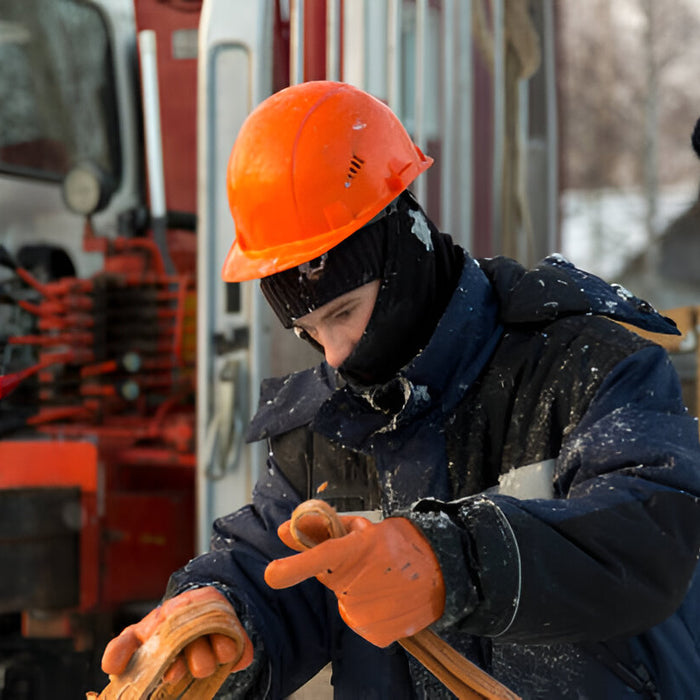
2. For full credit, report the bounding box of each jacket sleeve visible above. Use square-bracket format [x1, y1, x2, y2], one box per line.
[410, 344, 700, 644]
[165, 457, 334, 699]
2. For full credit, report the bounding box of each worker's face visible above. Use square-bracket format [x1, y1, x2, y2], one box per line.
[293, 280, 381, 368]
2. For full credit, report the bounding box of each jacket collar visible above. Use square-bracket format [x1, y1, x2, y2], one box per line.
[313, 255, 503, 449]
[479, 254, 680, 335]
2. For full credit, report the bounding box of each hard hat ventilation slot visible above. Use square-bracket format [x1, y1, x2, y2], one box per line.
[346, 155, 365, 183]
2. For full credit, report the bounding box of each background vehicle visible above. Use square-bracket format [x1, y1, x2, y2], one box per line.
[0, 0, 559, 696]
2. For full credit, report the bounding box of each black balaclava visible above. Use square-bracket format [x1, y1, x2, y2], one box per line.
[261, 190, 464, 387]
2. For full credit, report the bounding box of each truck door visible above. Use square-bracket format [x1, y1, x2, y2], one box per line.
[197, 0, 277, 552]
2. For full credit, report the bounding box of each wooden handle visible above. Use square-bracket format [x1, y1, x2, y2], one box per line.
[290, 500, 521, 700]
[400, 629, 521, 700]
[88, 595, 245, 700]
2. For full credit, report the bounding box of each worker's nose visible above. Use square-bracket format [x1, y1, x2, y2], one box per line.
[317, 329, 356, 368]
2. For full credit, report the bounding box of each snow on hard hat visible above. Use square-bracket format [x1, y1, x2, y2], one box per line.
[222, 80, 433, 282]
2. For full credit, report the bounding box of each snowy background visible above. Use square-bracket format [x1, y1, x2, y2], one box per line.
[560, 182, 698, 282]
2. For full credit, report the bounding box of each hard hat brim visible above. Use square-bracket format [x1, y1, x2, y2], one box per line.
[221, 214, 372, 282]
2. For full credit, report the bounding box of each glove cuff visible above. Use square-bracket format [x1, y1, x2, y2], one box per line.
[408, 496, 522, 635]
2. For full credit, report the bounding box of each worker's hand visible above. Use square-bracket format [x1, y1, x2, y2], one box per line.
[101, 587, 253, 684]
[265, 515, 445, 647]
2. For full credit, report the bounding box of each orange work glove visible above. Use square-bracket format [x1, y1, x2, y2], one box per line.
[101, 587, 253, 684]
[265, 514, 445, 648]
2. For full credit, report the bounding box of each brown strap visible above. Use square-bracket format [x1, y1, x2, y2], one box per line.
[290, 500, 522, 700]
[88, 596, 245, 700]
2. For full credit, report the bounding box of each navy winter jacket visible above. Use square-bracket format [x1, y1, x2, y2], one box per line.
[168, 255, 700, 699]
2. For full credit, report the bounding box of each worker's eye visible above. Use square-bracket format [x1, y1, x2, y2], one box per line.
[294, 327, 311, 341]
[332, 304, 355, 321]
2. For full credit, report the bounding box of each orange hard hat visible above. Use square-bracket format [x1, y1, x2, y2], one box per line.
[222, 81, 433, 282]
